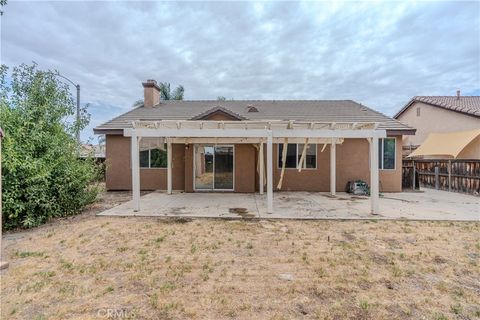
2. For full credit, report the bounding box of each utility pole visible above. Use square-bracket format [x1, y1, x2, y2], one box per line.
[55, 72, 81, 144]
[76, 84, 80, 143]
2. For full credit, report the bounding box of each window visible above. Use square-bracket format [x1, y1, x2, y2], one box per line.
[139, 146, 167, 168]
[379, 138, 396, 169]
[298, 144, 316, 168]
[278, 144, 297, 168]
[278, 144, 317, 169]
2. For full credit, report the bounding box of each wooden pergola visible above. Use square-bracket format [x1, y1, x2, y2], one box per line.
[124, 120, 386, 215]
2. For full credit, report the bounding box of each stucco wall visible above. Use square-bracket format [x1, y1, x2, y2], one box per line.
[105, 135, 402, 192]
[267, 137, 402, 192]
[184, 145, 194, 192]
[397, 101, 480, 146]
[105, 135, 185, 190]
[235, 144, 256, 192]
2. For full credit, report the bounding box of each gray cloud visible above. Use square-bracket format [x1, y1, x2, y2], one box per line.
[1, 1, 479, 141]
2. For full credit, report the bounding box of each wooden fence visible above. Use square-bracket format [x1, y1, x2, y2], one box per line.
[402, 159, 480, 195]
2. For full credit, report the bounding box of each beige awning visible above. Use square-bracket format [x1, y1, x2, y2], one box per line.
[408, 129, 480, 158]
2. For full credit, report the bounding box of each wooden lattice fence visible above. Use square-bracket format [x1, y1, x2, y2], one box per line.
[402, 159, 480, 195]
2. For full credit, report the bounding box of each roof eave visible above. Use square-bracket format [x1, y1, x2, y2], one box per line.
[93, 128, 124, 135]
[386, 129, 416, 136]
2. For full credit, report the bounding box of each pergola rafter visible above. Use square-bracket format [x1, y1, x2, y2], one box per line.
[124, 120, 386, 215]
[128, 120, 381, 132]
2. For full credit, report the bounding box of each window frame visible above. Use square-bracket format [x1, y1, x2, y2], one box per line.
[378, 137, 396, 171]
[277, 143, 317, 170]
[139, 147, 168, 169]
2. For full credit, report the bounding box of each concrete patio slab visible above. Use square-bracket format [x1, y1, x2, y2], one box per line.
[97, 188, 479, 221]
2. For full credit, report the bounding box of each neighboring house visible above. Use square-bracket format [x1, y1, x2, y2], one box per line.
[80, 144, 106, 160]
[394, 93, 480, 158]
[94, 80, 415, 203]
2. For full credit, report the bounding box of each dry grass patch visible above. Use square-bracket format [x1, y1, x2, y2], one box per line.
[1, 213, 479, 319]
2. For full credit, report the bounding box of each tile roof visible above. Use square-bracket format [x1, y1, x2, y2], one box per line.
[94, 100, 414, 133]
[394, 96, 480, 119]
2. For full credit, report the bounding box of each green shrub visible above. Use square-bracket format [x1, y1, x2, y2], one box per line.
[0, 63, 101, 229]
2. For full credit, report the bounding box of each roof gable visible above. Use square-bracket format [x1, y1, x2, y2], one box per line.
[394, 96, 480, 119]
[190, 106, 247, 121]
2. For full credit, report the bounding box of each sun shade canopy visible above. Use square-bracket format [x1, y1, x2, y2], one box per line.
[408, 129, 480, 158]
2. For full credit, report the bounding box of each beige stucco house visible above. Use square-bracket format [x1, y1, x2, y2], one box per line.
[394, 93, 480, 159]
[94, 80, 415, 214]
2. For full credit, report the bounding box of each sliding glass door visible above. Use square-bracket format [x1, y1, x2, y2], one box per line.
[194, 144, 234, 191]
[213, 146, 234, 189]
[194, 145, 214, 190]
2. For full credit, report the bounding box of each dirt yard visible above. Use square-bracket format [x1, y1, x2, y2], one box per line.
[1, 190, 479, 319]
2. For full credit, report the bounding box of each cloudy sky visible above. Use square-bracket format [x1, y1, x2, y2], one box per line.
[1, 1, 479, 142]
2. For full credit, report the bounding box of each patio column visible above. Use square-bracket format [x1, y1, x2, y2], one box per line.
[259, 141, 264, 195]
[266, 133, 273, 213]
[330, 138, 336, 196]
[369, 137, 379, 214]
[167, 139, 172, 194]
[131, 130, 140, 211]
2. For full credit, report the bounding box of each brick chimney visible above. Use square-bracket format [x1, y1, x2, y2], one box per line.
[456, 89, 461, 100]
[142, 80, 160, 107]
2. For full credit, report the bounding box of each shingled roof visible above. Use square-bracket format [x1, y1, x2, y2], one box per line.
[94, 100, 415, 134]
[394, 96, 480, 119]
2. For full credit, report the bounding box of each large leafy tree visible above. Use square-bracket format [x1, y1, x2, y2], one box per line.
[0, 63, 100, 229]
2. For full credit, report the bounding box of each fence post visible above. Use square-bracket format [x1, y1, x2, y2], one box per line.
[435, 166, 439, 190]
[448, 160, 452, 192]
[412, 160, 416, 190]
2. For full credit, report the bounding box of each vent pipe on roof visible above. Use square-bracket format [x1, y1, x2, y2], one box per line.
[456, 90, 461, 100]
[142, 80, 161, 107]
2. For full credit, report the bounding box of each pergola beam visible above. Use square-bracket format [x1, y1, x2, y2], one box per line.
[167, 137, 344, 144]
[124, 128, 386, 139]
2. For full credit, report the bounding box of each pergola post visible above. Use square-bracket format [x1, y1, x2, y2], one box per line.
[167, 139, 172, 194]
[259, 141, 264, 195]
[369, 137, 379, 214]
[330, 138, 336, 196]
[266, 133, 273, 213]
[131, 131, 140, 211]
